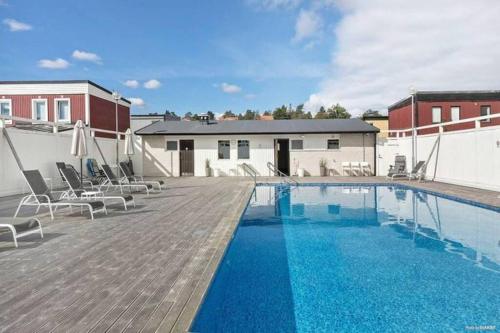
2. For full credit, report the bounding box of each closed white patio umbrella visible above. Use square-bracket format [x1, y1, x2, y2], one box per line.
[124, 128, 134, 156]
[70, 120, 88, 185]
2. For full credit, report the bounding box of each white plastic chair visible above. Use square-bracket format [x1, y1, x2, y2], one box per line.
[350, 162, 361, 176]
[360, 162, 370, 176]
[342, 162, 351, 176]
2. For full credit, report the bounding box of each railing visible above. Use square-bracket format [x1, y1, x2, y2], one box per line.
[239, 163, 257, 185]
[267, 162, 299, 186]
[381, 112, 500, 137]
[0, 114, 126, 137]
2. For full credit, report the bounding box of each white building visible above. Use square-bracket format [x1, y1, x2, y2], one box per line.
[134, 118, 379, 177]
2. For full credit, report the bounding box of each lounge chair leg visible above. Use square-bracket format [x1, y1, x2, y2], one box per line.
[14, 202, 23, 218]
[122, 198, 127, 210]
[48, 205, 54, 220]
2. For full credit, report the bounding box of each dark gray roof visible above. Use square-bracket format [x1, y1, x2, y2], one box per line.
[0, 80, 131, 104]
[135, 119, 379, 136]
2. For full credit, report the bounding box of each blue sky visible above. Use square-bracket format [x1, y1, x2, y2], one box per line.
[3, 1, 499, 116]
[1, 0, 339, 115]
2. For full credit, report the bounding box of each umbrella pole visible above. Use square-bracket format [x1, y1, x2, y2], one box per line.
[80, 158, 83, 186]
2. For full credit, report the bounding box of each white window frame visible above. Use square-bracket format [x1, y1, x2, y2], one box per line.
[431, 106, 442, 124]
[54, 98, 71, 123]
[327, 139, 340, 150]
[450, 106, 460, 122]
[218, 140, 230, 160]
[237, 139, 250, 160]
[0, 99, 12, 124]
[480, 105, 491, 122]
[32, 98, 48, 121]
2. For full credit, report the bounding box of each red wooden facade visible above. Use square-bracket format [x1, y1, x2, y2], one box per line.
[388, 91, 500, 135]
[0, 81, 130, 137]
[89, 95, 130, 138]
[1, 94, 86, 123]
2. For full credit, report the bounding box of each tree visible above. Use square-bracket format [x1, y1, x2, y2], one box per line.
[222, 110, 236, 118]
[241, 109, 259, 120]
[362, 109, 382, 118]
[327, 104, 351, 119]
[273, 105, 290, 120]
[163, 109, 180, 121]
[263, 110, 272, 116]
[314, 106, 329, 119]
[207, 111, 215, 120]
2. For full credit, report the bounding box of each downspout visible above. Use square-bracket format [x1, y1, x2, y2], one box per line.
[373, 132, 377, 176]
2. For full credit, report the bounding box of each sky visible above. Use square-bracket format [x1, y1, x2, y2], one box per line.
[1, 0, 500, 116]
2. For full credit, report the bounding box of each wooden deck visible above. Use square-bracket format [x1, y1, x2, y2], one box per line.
[0, 176, 498, 333]
[0, 177, 254, 332]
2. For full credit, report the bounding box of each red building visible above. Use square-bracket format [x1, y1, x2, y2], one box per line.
[0, 80, 131, 137]
[388, 91, 500, 135]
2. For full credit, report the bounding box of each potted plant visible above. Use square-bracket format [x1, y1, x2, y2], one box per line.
[319, 158, 328, 177]
[205, 159, 211, 177]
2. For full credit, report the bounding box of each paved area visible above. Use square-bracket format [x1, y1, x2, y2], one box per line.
[0, 177, 254, 332]
[0, 176, 498, 333]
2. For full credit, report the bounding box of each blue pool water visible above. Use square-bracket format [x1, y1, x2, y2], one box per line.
[192, 185, 500, 332]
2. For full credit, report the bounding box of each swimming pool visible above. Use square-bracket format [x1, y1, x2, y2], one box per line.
[192, 184, 500, 332]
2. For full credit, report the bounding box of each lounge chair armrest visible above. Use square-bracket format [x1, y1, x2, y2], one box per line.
[34, 194, 52, 204]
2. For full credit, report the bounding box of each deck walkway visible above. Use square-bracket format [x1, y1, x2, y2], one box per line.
[0, 176, 498, 332]
[0, 177, 254, 332]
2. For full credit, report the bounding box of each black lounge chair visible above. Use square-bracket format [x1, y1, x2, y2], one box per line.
[119, 162, 164, 192]
[0, 218, 43, 248]
[100, 165, 152, 195]
[60, 168, 135, 210]
[87, 158, 107, 183]
[15, 170, 107, 220]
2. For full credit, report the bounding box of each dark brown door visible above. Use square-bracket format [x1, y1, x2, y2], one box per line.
[179, 140, 194, 176]
[274, 139, 290, 176]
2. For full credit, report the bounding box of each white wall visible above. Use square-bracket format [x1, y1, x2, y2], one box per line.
[0, 127, 126, 197]
[142, 133, 376, 177]
[130, 117, 163, 176]
[377, 126, 500, 191]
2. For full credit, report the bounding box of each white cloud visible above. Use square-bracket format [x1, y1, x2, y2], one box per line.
[245, 93, 257, 99]
[128, 97, 145, 107]
[220, 82, 242, 94]
[72, 50, 102, 64]
[293, 9, 322, 42]
[144, 79, 161, 89]
[305, 0, 500, 115]
[247, 0, 302, 10]
[0, 0, 9, 6]
[123, 80, 139, 88]
[3, 18, 32, 31]
[37, 58, 69, 69]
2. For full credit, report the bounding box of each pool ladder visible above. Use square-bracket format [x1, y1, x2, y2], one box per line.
[267, 162, 299, 186]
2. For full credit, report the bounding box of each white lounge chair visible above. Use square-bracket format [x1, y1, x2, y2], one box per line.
[342, 162, 351, 176]
[60, 167, 135, 210]
[360, 162, 370, 176]
[101, 165, 152, 195]
[15, 170, 107, 220]
[119, 162, 164, 192]
[392, 161, 427, 181]
[350, 162, 361, 176]
[0, 218, 43, 248]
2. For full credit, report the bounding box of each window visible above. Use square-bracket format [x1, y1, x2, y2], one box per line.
[55, 98, 71, 123]
[291, 139, 303, 150]
[431, 106, 441, 123]
[32, 99, 47, 121]
[0, 99, 12, 124]
[237, 140, 249, 159]
[218, 140, 230, 159]
[480, 105, 491, 122]
[166, 140, 178, 151]
[450, 106, 460, 122]
[327, 139, 340, 150]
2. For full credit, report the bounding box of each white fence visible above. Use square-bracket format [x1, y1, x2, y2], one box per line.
[377, 114, 500, 192]
[0, 117, 127, 197]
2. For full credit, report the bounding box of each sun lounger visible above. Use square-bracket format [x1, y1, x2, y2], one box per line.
[15, 170, 107, 220]
[100, 165, 152, 195]
[391, 160, 426, 180]
[386, 155, 407, 179]
[56, 162, 99, 188]
[60, 168, 135, 210]
[0, 218, 43, 248]
[119, 162, 164, 191]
